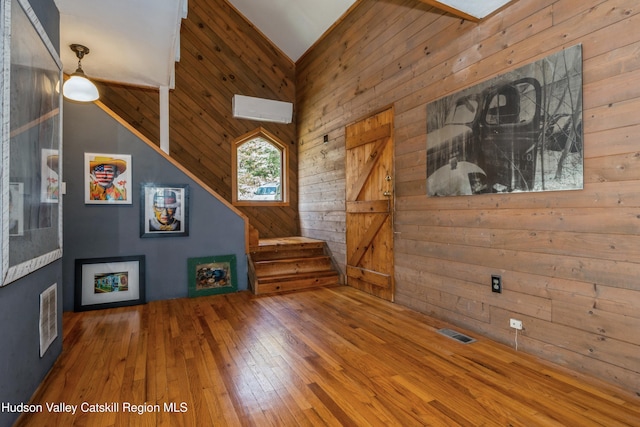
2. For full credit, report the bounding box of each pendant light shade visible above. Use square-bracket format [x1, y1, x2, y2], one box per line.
[63, 44, 99, 102]
[63, 73, 99, 102]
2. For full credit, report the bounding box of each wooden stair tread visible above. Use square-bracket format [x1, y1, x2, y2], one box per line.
[250, 247, 326, 261]
[254, 255, 332, 265]
[250, 237, 327, 253]
[248, 236, 341, 295]
[257, 270, 339, 284]
[255, 275, 340, 294]
[250, 248, 328, 262]
[257, 236, 326, 246]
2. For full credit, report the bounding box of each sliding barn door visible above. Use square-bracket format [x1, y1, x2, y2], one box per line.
[345, 108, 395, 301]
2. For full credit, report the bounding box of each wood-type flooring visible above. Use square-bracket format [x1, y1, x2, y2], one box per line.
[15, 286, 640, 426]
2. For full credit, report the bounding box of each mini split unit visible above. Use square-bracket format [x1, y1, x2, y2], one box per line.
[232, 94, 293, 124]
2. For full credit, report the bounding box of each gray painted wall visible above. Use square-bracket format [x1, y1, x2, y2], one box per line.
[0, 4, 247, 424]
[62, 101, 248, 312]
[0, 0, 62, 426]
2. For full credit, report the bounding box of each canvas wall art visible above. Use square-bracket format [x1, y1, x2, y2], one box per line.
[140, 183, 189, 237]
[84, 153, 132, 204]
[426, 44, 583, 197]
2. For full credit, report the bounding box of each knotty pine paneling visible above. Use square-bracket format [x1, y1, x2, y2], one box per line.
[97, 0, 299, 239]
[297, 0, 640, 393]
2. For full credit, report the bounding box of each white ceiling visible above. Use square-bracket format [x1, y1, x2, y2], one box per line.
[53, 0, 514, 89]
[227, 0, 358, 63]
[228, 0, 516, 62]
[54, 0, 187, 88]
[429, 0, 514, 20]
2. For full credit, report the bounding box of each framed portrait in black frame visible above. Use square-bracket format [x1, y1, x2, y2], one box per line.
[74, 255, 146, 312]
[140, 183, 189, 237]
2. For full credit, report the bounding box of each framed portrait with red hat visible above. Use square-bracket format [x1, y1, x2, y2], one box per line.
[140, 183, 190, 237]
[84, 153, 132, 204]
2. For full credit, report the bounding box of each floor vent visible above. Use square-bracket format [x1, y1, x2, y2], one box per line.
[437, 328, 476, 344]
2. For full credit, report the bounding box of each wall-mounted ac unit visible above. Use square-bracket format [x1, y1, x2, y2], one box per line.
[232, 95, 293, 124]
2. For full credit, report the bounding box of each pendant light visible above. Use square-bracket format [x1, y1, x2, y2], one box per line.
[62, 44, 99, 102]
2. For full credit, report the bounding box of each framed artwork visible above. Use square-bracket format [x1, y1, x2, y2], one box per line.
[188, 254, 237, 297]
[140, 183, 189, 237]
[40, 148, 59, 203]
[9, 183, 24, 236]
[84, 153, 132, 204]
[426, 44, 583, 196]
[1, 0, 63, 286]
[74, 255, 146, 312]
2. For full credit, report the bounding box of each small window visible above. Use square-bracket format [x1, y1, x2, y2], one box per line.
[232, 127, 288, 206]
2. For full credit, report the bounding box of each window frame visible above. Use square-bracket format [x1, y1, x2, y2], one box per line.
[232, 127, 289, 207]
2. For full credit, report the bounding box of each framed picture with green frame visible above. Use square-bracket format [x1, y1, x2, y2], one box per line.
[187, 254, 237, 297]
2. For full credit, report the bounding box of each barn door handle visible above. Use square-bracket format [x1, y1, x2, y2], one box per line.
[383, 191, 392, 197]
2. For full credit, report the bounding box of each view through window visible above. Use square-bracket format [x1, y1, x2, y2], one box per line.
[233, 128, 287, 205]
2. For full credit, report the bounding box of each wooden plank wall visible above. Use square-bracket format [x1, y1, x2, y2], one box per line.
[296, 0, 640, 393]
[96, 0, 300, 239]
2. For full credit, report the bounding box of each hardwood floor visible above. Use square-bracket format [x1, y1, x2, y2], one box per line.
[16, 286, 640, 426]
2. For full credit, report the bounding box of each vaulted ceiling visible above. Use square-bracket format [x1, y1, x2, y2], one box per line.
[54, 0, 187, 88]
[53, 0, 515, 89]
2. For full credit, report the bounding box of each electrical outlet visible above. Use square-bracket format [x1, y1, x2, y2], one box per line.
[510, 318, 523, 330]
[491, 275, 502, 293]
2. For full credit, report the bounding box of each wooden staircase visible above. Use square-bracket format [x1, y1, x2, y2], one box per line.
[248, 237, 342, 295]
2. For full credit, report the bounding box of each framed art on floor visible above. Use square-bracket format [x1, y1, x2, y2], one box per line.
[188, 254, 237, 297]
[75, 255, 146, 311]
